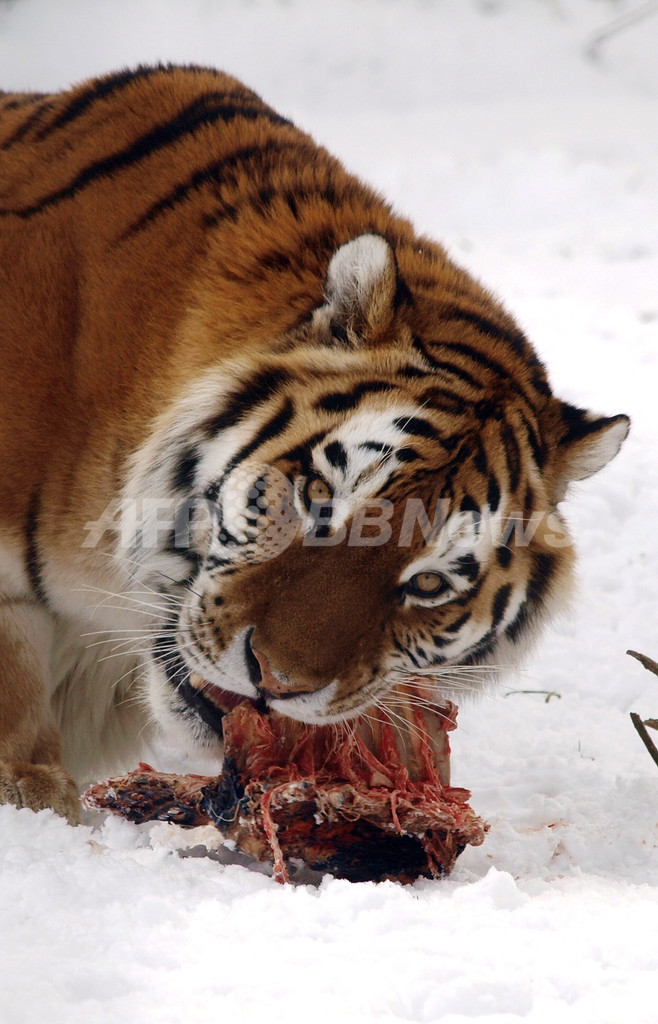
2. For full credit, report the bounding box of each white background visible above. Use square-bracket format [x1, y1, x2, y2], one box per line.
[1, 2, 657, 1022]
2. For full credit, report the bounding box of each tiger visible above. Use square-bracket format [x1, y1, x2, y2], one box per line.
[0, 65, 629, 823]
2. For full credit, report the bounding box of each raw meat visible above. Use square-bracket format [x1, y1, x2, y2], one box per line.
[84, 684, 487, 883]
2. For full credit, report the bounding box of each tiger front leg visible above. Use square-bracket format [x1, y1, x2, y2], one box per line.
[0, 602, 79, 824]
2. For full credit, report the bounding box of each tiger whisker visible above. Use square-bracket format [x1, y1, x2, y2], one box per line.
[98, 552, 196, 595]
[77, 585, 185, 615]
[83, 637, 156, 654]
[81, 627, 172, 640]
[371, 698, 434, 747]
[109, 662, 148, 693]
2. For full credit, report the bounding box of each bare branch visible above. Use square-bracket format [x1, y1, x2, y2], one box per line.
[630, 712, 658, 770]
[504, 689, 561, 703]
[586, 1, 658, 61]
[627, 649, 658, 678]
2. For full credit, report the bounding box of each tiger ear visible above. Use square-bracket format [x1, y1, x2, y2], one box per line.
[323, 234, 397, 344]
[552, 403, 630, 499]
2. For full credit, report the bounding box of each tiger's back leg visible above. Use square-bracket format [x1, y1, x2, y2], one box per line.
[0, 602, 79, 823]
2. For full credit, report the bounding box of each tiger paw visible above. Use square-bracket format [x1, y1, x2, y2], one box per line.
[0, 761, 80, 824]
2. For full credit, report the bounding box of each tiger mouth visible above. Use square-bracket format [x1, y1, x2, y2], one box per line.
[182, 625, 267, 724]
[173, 673, 231, 735]
[186, 668, 456, 789]
[188, 674, 249, 715]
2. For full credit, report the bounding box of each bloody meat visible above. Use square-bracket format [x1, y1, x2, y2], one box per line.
[84, 683, 487, 883]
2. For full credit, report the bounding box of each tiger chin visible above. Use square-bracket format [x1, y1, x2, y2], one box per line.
[0, 65, 628, 823]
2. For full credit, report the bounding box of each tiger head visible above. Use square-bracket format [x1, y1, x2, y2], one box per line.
[125, 234, 629, 749]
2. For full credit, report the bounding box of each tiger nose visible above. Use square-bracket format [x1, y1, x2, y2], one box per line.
[251, 647, 316, 700]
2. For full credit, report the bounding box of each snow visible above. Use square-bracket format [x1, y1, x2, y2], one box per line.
[1, 1, 657, 1021]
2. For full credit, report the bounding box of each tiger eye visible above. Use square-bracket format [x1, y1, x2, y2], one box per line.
[417, 572, 442, 591]
[408, 572, 448, 597]
[304, 476, 332, 506]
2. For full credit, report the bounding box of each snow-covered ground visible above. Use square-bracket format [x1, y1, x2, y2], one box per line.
[1, 2, 657, 1021]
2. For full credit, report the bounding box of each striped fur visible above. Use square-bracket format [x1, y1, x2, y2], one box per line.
[0, 66, 629, 817]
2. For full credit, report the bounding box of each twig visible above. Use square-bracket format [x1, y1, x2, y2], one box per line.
[630, 713, 658, 770]
[586, 1, 658, 61]
[504, 689, 561, 703]
[628, 651, 658, 768]
[627, 649, 658, 677]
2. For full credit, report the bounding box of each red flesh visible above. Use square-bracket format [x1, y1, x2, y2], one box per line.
[84, 684, 487, 883]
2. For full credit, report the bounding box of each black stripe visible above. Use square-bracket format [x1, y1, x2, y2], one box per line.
[461, 631, 497, 666]
[172, 446, 200, 491]
[316, 381, 390, 413]
[219, 399, 295, 488]
[505, 601, 532, 644]
[421, 337, 540, 411]
[453, 575, 484, 607]
[33, 66, 168, 142]
[520, 413, 546, 469]
[392, 416, 441, 441]
[532, 368, 551, 397]
[373, 469, 403, 498]
[445, 612, 470, 634]
[128, 143, 267, 235]
[412, 336, 484, 390]
[168, 499, 205, 561]
[496, 545, 512, 569]
[441, 305, 528, 355]
[204, 555, 232, 569]
[249, 226, 337, 282]
[397, 364, 428, 379]
[330, 324, 351, 347]
[451, 553, 480, 583]
[487, 474, 501, 513]
[202, 198, 239, 229]
[1, 93, 47, 111]
[124, 138, 307, 237]
[244, 628, 262, 686]
[324, 441, 348, 471]
[502, 423, 521, 491]
[524, 485, 535, 518]
[280, 431, 328, 473]
[161, 526, 202, 566]
[441, 435, 462, 454]
[0, 100, 56, 151]
[439, 341, 514, 386]
[460, 494, 480, 516]
[396, 448, 420, 463]
[473, 443, 488, 476]
[392, 636, 421, 669]
[25, 490, 48, 605]
[526, 552, 556, 605]
[360, 441, 394, 459]
[559, 403, 592, 447]
[419, 387, 465, 416]
[491, 583, 512, 629]
[202, 177, 344, 233]
[153, 630, 226, 736]
[473, 399, 501, 423]
[217, 522, 241, 548]
[0, 94, 293, 219]
[202, 368, 293, 436]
